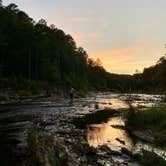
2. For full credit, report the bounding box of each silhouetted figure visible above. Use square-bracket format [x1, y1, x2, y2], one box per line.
[70, 87, 74, 100]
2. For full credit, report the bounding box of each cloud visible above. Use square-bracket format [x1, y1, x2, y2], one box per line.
[70, 31, 104, 48]
[70, 17, 89, 23]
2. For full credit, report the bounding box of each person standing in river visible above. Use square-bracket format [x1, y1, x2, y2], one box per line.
[69, 87, 74, 101]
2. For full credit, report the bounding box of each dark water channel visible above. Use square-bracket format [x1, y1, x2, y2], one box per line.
[0, 93, 165, 165]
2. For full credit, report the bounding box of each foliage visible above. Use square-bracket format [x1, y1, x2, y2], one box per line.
[0, 2, 114, 92]
[134, 150, 166, 166]
[25, 128, 68, 166]
[125, 107, 166, 130]
[0, 2, 165, 93]
[0, 93, 8, 101]
[132, 55, 166, 93]
[25, 127, 39, 166]
[125, 107, 166, 145]
[72, 108, 117, 129]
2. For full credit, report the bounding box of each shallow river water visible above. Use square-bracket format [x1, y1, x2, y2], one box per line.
[0, 93, 165, 165]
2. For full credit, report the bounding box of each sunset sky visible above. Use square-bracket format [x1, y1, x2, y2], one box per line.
[4, 0, 166, 74]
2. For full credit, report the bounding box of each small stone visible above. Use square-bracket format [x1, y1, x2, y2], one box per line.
[116, 138, 125, 145]
[121, 147, 132, 157]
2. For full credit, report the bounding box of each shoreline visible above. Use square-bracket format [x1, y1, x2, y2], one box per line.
[0, 89, 165, 106]
[0, 91, 65, 105]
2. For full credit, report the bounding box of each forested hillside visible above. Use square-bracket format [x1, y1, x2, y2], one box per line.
[132, 56, 166, 92]
[0, 2, 116, 93]
[0, 2, 165, 94]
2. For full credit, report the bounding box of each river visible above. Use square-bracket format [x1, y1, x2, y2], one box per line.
[0, 93, 165, 165]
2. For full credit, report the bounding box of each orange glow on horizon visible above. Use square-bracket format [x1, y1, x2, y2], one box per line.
[89, 41, 163, 74]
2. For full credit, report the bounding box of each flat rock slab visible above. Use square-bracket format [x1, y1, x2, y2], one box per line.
[132, 130, 155, 143]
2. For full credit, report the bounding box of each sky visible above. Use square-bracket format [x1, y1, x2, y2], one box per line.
[4, 0, 166, 74]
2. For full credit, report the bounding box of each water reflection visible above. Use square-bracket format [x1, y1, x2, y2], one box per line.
[87, 115, 166, 161]
[0, 93, 165, 164]
[87, 117, 134, 151]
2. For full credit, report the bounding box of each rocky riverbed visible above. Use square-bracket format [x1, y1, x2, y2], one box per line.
[0, 92, 165, 165]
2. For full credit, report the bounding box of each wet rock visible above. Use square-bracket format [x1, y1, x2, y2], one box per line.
[116, 138, 125, 145]
[108, 150, 122, 156]
[121, 147, 132, 157]
[132, 130, 155, 143]
[111, 125, 125, 130]
[99, 145, 122, 156]
[95, 103, 99, 109]
[99, 145, 111, 152]
[122, 161, 128, 165]
[2, 93, 162, 165]
[100, 102, 108, 105]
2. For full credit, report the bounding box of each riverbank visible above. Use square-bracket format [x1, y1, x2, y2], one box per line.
[23, 105, 166, 166]
[0, 90, 61, 105]
[134, 150, 166, 166]
[23, 109, 124, 166]
[125, 106, 166, 146]
[0, 88, 87, 105]
[0, 92, 165, 166]
[125, 106, 166, 165]
[0, 89, 165, 106]
[0, 77, 87, 105]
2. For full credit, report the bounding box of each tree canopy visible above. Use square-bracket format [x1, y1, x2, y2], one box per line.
[0, 2, 165, 93]
[0, 2, 113, 91]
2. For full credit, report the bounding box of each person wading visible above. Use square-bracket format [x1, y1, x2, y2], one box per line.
[70, 87, 74, 101]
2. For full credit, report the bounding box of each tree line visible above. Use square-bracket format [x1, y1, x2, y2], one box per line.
[0, 2, 113, 92]
[0, 1, 165, 93]
[132, 56, 166, 92]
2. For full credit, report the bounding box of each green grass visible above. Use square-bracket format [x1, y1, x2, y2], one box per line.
[161, 96, 166, 103]
[0, 94, 8, 101]
[25, 127, 39, 166]
[134, 150, 166, 166]
[24, 127, 69, 166]
[125, 107, 166, 130]
[125, 106, 166, 145]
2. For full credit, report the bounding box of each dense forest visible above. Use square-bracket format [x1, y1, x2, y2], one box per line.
[132, 56, 166, 92]
[0, 2, 113, 93]
[0, 1, 166, 94]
